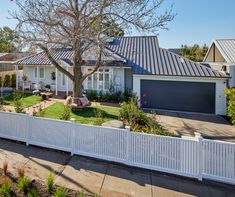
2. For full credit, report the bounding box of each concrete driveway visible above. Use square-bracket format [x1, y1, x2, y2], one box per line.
[157, 111, 235, 142]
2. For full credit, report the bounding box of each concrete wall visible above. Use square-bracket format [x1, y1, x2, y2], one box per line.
[133, 75, 227, 115]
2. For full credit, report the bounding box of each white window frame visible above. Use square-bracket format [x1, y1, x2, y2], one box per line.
[84, 67, 111, 91]
[34, 67, 45, 79]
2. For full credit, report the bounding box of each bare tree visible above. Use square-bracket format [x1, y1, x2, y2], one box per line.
[11, 0, 175, 101]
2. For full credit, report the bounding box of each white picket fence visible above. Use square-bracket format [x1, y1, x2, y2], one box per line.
[0, 111, 234, 185]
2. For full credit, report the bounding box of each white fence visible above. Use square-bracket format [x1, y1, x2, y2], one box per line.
[0, 111, 234, 185]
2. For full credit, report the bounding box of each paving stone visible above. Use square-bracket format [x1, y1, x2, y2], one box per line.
[102, 120, 125, 129]
[100, 164, 152, 197]
[55, 156, 108, 195]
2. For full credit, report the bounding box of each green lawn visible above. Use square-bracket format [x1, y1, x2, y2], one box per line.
[41, 102, 120, 124]
[3, 93, 41, 108]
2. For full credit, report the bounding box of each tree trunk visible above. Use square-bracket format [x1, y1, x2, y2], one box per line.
[73, 56, 83, 104]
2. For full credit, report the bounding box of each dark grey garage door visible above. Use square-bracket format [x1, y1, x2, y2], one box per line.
[141, 80, 215, 113]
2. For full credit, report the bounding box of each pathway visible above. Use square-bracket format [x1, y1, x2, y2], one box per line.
[0, 139, 234, 197]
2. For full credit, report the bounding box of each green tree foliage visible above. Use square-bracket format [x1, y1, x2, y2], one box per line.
[225, 88, 235, 125]
[0, 26, 19, 53]
[180, 44, 208, 62]
[3, 75, 11, 87]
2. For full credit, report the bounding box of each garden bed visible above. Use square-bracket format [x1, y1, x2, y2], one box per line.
[0, 168, 94, 196]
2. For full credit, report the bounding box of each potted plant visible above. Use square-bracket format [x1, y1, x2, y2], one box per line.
[45, 84, 51, 92]
[22, 75, 28, 82]
[50, 72, 56, 91]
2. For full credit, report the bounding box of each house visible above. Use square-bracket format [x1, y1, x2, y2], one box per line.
[0, 53, 28, 72]
[14, 36, 228, 115]
[203, 39, 235, 87]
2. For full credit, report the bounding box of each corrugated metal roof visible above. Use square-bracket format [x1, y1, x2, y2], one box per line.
[15, 36, 227, 78]
[214, 39, 235, 63]
[107, 36, 227, 78]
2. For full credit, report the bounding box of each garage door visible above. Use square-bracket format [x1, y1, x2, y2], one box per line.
[140, 80, 215, 113]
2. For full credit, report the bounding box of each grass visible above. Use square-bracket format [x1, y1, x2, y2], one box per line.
[3, 93, 41, 108]
[41, 102, 120, 124]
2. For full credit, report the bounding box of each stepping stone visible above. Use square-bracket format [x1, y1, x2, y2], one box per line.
[102, 120, 125, 129]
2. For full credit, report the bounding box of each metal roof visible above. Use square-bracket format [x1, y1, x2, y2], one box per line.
[214, 39, 235, 63]
[15, 36, 227, 78]
[107, 36, 227, 78]
[15, 48, 73, 65]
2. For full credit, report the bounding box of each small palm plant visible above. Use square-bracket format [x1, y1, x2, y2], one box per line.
[46, 173, 54, 194]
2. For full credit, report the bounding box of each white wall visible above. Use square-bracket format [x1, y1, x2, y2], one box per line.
[229, 65, 235, 88]
[112, 68, 125, 92]
[133, 75, 227, 115]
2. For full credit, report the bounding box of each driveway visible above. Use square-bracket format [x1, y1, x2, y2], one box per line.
[157, 111, 235, 142]
[0, 139, 234, 197]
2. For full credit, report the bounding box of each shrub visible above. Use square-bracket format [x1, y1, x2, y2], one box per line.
[11, 74, 16, 88]
[27, 188, 38, 197]
[85, 90, 98, 101]
[13, 92, 24, 113]
[41, 94, 47, 101]
[0, 179, 12, 197]
[3, 161, 8, 176]
[22, 75, 28, 81]
[119, 98, 172, 136]
[37, 104, 45, 117]
[46, 173, 54, 193]
[93, 108, 104, 126]
[225, 88, 235, 125]
[59, 105, 71, 120]
[17, 177, 30, 194]
[85, 90, 133, 103]
[54, 187, 67, 197]
[3, 75, 11, 87]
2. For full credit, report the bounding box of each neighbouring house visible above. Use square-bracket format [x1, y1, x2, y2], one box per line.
[14, 36, 228, 115]
[0, 53, 28, 72]
[203, 39, 235, 87]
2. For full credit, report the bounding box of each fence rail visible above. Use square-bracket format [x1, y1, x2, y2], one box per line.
[0, 111, 234, 185]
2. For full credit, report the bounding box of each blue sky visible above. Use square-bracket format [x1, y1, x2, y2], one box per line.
[0, 0, 235, 48]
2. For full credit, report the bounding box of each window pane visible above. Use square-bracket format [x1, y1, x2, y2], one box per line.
[93, 73, 97, 89]
[87, 76, 92, 89]
[98, 73, 103, 90]
[105, 73, 109, 89]
[39, 68, 44, 78]
[34, 67, 37, 78]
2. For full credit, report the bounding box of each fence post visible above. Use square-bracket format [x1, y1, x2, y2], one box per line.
[125, 126, 131, 165]
[70, 118, 76, 156]
[195, 132, 203, 181]
[25, 112, 30, 146]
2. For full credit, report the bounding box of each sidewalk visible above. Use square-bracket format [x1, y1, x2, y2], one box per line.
[0, 138, 234, 197]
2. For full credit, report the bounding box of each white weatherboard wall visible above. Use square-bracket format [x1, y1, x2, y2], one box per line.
[133, 75, 227, 115]
[0, 112, 234, 185]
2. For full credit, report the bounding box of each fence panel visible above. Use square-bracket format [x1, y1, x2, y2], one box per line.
[0, 112, 27, 142]
[128, 132, 199, 177]
[73, 124, 128, 162]
[0, 112, 234, 185]
[28, 117, 71, 152]
[203, 139, 235, 184]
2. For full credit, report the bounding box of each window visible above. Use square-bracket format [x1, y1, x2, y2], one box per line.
[34, 67, 37, 78]
[62, 73, 66, 86]
[39, 68, 44, 78]
[85, 68, 110, 91]
[34, 67, 44, 78]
